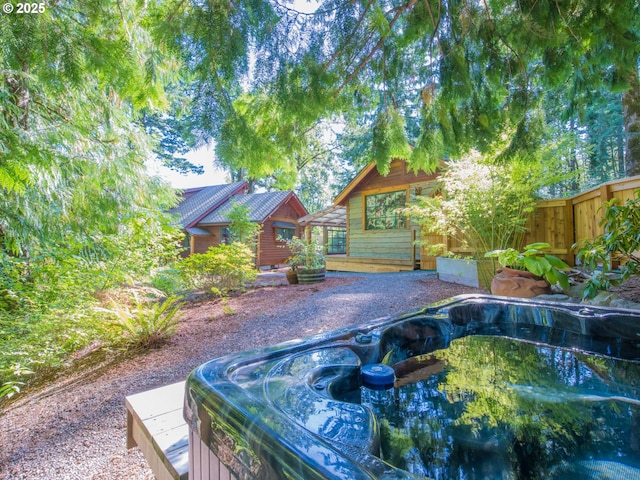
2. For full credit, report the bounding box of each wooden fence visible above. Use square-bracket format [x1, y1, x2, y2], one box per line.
[420, 175, 640, 269]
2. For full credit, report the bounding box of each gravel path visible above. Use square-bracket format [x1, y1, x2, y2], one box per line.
[0, 272, 484, 480]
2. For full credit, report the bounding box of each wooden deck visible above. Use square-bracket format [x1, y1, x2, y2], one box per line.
[326, 255, 418, 273]
[126, 381, 189, 480]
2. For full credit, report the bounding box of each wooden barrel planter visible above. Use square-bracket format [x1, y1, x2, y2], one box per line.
[297, 267, 326, 284]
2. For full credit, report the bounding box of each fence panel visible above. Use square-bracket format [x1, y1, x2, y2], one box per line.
[420, 175, 640, 268]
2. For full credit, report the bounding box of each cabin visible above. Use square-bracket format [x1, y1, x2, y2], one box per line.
[171, 182, 308, 268]
[316, 159, 440, 273]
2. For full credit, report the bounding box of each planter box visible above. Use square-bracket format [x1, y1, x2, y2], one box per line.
[436, 257, 494, 289]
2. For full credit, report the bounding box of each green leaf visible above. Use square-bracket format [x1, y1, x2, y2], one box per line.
[522, 256, 550, 277]
[546, 255, 570, 270]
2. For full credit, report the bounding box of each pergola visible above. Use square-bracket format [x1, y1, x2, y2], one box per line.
[297, 204, 347, 248]
[297, 205, 346, 228]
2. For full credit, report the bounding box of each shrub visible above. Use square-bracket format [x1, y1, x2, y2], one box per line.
[574, 190, 640, 298]
[176, 242, 258, 296]
[405, 152, 542, 258]
[151, 268, 186, 295]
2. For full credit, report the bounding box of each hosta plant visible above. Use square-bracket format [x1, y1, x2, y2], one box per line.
[486, 242, 571, 290]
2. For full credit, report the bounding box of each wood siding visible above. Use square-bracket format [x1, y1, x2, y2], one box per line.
[258, 201, 303, 267]
[341, 159, 438, 204]
[192, 227, 220, 254]
[348, 179, 433, 261]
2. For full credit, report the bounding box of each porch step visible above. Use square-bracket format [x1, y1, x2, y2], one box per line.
[326, 256, 415, 273]
[126, 381, 189, 480]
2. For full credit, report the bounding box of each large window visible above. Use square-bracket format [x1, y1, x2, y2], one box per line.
[274, 221, 297, 241]
[364, 189, 407, 230]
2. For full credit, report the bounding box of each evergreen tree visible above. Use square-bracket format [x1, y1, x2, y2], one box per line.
[155, 0, 640, 182]
[0, 1, 178, 289]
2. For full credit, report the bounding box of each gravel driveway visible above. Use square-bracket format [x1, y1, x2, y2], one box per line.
[0, 271, 484, 480]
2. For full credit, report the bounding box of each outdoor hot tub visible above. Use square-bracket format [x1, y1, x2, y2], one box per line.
[184, 294, 640, 480]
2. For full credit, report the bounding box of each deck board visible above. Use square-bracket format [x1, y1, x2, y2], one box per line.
[326, 255, 416, 273]
[126, 381, 189, 480]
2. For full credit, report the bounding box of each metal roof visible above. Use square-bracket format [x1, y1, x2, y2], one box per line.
[186, 227, 213, 236]
[198, 191, 294, 225]
[170, 182, 248, 228]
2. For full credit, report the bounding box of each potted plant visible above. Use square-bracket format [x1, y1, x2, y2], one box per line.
[296, 238, 326, 285]
[283, 236, 326, 284]
[405, 153, 545, 289]
[485, 242, 571, 298]
[282, 241, 301, 285]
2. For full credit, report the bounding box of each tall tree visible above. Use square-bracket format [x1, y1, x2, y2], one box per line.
[0, 1, 178, 278]
[623, 66, 640, 176]
[156, 0, 640, 182]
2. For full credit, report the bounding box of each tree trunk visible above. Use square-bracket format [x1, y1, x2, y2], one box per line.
[623, 65, 640, 177]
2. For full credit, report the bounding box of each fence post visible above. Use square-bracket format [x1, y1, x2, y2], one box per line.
[564, 198, 575, 266]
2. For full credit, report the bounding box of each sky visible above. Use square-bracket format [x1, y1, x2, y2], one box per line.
[148, 0, 322, 190]
[147, 144, 229, 189]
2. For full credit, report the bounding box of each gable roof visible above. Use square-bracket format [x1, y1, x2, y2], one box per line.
[333, 158, 443, 205]
[198, 191, 308, 225]
[171, 181, 249, 229]
[334, 162, 379, 206]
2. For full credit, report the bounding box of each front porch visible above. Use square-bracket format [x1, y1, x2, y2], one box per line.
[326, 254, 418, 273]
[298, 204, 422, 273]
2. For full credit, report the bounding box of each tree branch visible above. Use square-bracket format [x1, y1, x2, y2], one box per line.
[322, 0, 375, 73]
[424, 0, 443, 56]
[334, 0, 418, 97]
[480, 0, 527, 76]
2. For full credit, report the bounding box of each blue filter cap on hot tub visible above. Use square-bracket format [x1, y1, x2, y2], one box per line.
[361, 363, 395, 390]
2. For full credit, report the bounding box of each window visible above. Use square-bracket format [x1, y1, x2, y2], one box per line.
[326, 227, 346, 254]
[276, 227, 295, 241]
[221, 226, 231, 244]
[364, 190, 407, 230]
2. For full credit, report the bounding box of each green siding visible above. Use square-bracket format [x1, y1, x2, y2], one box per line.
[348, 196, 414, 259]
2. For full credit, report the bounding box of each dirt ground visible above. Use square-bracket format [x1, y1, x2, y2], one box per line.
[1, 271, 638, 480]
[0, 271, 484, 480]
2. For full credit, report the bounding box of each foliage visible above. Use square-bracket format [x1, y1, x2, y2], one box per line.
[0, 304, 106, 400]
[406, 152, 543, 259]
[281, 236, 325, 270]
[175, 243, 258, 296]
[0, 2, 189, 399]
[227, 202, 262, 248]
[0, 381, 24, 400]
[150, 0, 640, 184]
[151, 268, 187, 296]
[101, 295, 184, 349]
[486, 242, 571, 290]
[574, 191, 640, 298]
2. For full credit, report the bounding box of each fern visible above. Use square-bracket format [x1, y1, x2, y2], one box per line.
[103, 295, 184, 349]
